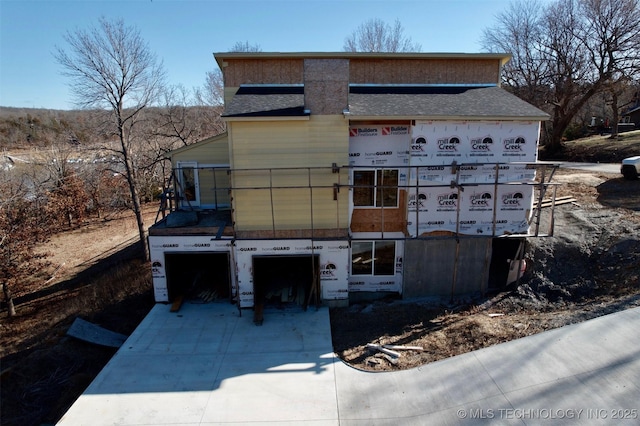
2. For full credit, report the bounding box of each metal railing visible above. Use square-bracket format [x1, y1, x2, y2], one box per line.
[156, 162, 561, 240]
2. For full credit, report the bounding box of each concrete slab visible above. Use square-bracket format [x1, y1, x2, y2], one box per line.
[58, 302, 339, 425]
[333, 306, 640, 425]
[58, 304, 640, 425]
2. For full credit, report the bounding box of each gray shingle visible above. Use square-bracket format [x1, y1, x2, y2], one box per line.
[347, 86, 549, 119]
[223, 86, 307, 117]
[223, 85, 549, 120]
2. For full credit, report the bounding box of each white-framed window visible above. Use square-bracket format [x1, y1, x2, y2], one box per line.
[351, 240, 396, 276]
[353, 169, 399, 207]
[176, 162, 231, 209]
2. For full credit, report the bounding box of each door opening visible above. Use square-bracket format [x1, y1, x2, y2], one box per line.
[176, 161, 200, 208]
[488, 238, 526, 290]
[165, 252, 230, 303]
[252, 254, 320, 324]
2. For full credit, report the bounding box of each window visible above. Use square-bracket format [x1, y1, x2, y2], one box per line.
[353, 169, 399, 207]
[351, 241, 396, 276]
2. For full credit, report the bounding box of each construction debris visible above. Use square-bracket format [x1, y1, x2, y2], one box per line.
[383, 344, 424, 351]
[366, 357, 381, 366]
[197, 289, 218, 302]
[366, 343, 401, 358]
[44, 262, 66, 285]
[533, 195, 577, 209]
[381, 353, 399, 365]
[66, 317, 127, 348]
[365, 342, 425, 366]
[170, 294, 184, 312]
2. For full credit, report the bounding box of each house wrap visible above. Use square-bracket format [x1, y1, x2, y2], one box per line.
[148, 52, 552, 311]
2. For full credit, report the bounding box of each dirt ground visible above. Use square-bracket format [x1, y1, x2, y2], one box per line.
[1, 207, 158, 426]
[2, 146, 640, 424]
[331, 167, 640, 371]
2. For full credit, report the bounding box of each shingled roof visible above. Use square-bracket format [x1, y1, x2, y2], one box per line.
[346, 85, 549, 120]
[222, 84, 549, 121]
[222, 85, 308, 118]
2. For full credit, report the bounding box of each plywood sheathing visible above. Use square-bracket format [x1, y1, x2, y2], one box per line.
[349, 58, 501, 85]
[221, 55, 503, 87]
[304, 59, 349, 115]
[350, 190, 408, 233]
[223, 59, 304, 87]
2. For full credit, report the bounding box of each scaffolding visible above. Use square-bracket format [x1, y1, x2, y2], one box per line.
[156, 161, 561, 241]
[151, 162, 562, 304]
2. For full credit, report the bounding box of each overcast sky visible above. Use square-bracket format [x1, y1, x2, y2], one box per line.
[0, 0, 547, 110]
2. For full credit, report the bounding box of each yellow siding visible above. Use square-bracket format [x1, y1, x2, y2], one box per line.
[229, 117, 347, 169]
[229, 115, 349, 231]
[233, 183, 349, 231]
[171, 134, 230, 166]
[198, 168, 231, 206]
[170, 134, 231, 207]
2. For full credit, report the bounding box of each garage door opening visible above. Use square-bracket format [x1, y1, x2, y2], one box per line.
[252, 254, 320, 324]
[165, 252, 231, 303]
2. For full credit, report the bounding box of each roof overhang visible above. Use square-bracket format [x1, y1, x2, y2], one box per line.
[623, 105, 640, 115]
[214, 51, 512, 70]
[222, 116, 311, 122]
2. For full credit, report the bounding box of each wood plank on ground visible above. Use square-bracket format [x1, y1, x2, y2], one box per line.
[66, 317, 128, 348]
[533, 196, 577, 209]
[170, 294, 184, 312]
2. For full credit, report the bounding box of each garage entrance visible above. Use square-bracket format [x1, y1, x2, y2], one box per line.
[252, 254, 320, 324]
[165, 252, 231, 302]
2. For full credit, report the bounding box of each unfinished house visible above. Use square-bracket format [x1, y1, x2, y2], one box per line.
[148, 52, 553, 314]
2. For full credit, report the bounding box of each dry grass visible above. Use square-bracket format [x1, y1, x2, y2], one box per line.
[543, 130, 640, 162]
[1, 225, 155, 426]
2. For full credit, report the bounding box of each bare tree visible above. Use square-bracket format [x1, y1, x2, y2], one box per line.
[603, 77, 635, 136]
[157, 85, 201, 147]
[483, 0, 640, 152]
[343, 18, 422, 52]
[0, 171, 53, 317]
[55, 18, 166, 260]
[541, 0, 598, 150]
[481, 1, 550, 107]
[195, 40, 262, 129]
[196, 40, 262, 107]
[229, 41, 262, 53]
[195, 70, 225, 107]
[580, 0, 640, 137]
[158, 85, 224, 146]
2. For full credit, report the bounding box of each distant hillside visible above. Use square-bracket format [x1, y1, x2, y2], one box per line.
[0, 107, 94, 149]
[6, 107, 636, 163]
[0, 106, 224, 150]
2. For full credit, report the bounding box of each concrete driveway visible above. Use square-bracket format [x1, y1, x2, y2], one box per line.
[58, 302, 640, 425]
